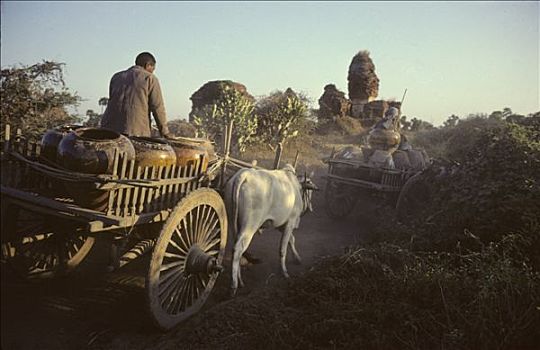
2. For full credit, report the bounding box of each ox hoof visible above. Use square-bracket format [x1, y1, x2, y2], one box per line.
[243, 252, 262, 265]
[230, 288, 238, 298]
[282, 271, 290, 279]
[240, 256, 250, 267]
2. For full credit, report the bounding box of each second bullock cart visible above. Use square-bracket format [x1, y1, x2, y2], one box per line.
[323, 145, 431, 220]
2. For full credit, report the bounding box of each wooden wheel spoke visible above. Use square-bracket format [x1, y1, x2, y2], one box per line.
[196, 273, 208, 289]
[201, 218, 220, 249]
[158, 269, 183, 301]
[193, 205, 204, 243]
[159, 260, 185, 272]
[177, 277, 193, 312]
[195, 205, 211, 243]
[197, 205, 213, 243]
[202, 235, 221, 252]
[187, 210, 195, 245]
[174, 227, 190, 252]
[163, 251, 185, 259]
[192, 275, 201, 303]
[171, 276, 190, 314]
[187, 276, 197, 309]
[168, 235, 188, 255]
[199, 210, 218, 245]
[161, 274, 186, 312]
[180, 218, 191, 247]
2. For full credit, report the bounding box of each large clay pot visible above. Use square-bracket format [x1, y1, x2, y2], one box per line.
[368, 129, 401, 152]
[129, 136, 177, 169]
[167, 137, 212, 172]
[40, 125, 84, 165]
[57, 128, 136, 211]
[392, 150, 412, 170]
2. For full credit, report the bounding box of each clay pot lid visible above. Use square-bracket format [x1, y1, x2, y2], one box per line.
[55, 124, 84, 131]
[130, 136, 169, 145]
[73, 127, 123, 141]
[168, 136, 213, 145]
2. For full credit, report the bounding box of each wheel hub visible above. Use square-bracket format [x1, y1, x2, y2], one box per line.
[185, 245, 223, 275]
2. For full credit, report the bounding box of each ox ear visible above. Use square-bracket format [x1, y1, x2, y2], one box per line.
[309, 170, 315, 178]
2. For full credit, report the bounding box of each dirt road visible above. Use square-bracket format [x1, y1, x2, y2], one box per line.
[1, 173, 373, 349]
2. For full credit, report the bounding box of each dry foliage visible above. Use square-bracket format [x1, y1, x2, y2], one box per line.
[1, 61, 81, 136]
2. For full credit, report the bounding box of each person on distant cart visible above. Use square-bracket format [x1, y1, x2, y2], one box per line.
[101, 52, 172, 138]
[373, 106, 400, 131]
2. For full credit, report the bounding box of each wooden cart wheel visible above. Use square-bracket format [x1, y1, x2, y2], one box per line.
[0, 205, 95, 279]
[396, 172, 430, 223]
[147, 188, 227, 330]
[324, 180, 358, 219]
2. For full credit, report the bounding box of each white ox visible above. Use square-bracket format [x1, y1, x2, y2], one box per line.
[224, 164, 318, 296]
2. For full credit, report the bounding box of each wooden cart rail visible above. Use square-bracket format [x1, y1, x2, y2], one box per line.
[1, 129, 208, 229]
[324, 157, 415, 192]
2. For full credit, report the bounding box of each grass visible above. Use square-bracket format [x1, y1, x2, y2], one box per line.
[163, 116, 540, 350]
[155, 231, 539, 350]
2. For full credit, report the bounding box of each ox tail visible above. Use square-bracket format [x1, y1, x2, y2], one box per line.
[232, 171, 248, 238]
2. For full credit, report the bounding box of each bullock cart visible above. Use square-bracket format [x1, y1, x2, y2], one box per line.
[0, 125, 236, 330]
[322, 148, 430, 220]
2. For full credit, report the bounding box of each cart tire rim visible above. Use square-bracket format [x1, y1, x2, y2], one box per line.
[1, 206, 95, 279]
[147, 188, 227, 330]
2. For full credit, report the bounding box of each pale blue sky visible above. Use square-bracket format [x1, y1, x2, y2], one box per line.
[1, 1, 538, 125]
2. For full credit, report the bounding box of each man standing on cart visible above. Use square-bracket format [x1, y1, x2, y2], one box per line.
[101, 52, 172, 138]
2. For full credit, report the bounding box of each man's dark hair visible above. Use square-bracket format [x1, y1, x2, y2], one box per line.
[135, 52, 156, 67]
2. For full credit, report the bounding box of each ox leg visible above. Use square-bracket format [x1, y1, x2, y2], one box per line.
[279, 225, 294, 278]
[288, 233, 302, 264]
[231, 230, 255, 296]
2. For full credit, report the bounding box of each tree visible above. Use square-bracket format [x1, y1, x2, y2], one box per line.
[443, 114, 460, 128]
[255, 88, 311, 146]
[85, 109, 101, 127]
[83, 97, 109, 127]
[98, 97, 109, 113]
[192, 87, 257, 154]
[1, 61, 82, 137]
[409, 117, 434, 132]
[489, 110, 503, 121]
[167, 119, 197, 137]
[400, 115, 412, 131]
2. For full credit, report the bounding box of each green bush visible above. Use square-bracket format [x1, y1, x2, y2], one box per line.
[192, 87, 258, 154]
[400, 115, 539, 246]
[410, 115, 504, 161]
[255, 89, 312, 146]
[167, 119, 197, 137]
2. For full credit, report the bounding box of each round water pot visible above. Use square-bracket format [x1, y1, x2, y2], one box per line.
[368, 129, 401, 152]
[57, 128, 135, 211]
[57, 128, 135, 174]
[129, 136, 177, 169]
[40, 125, 84, 165]
[167, 137, 211, 172]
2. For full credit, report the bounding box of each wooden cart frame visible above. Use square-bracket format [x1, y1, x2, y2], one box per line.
[323, 149, 427, 219]
[0, 123, 252, 330]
